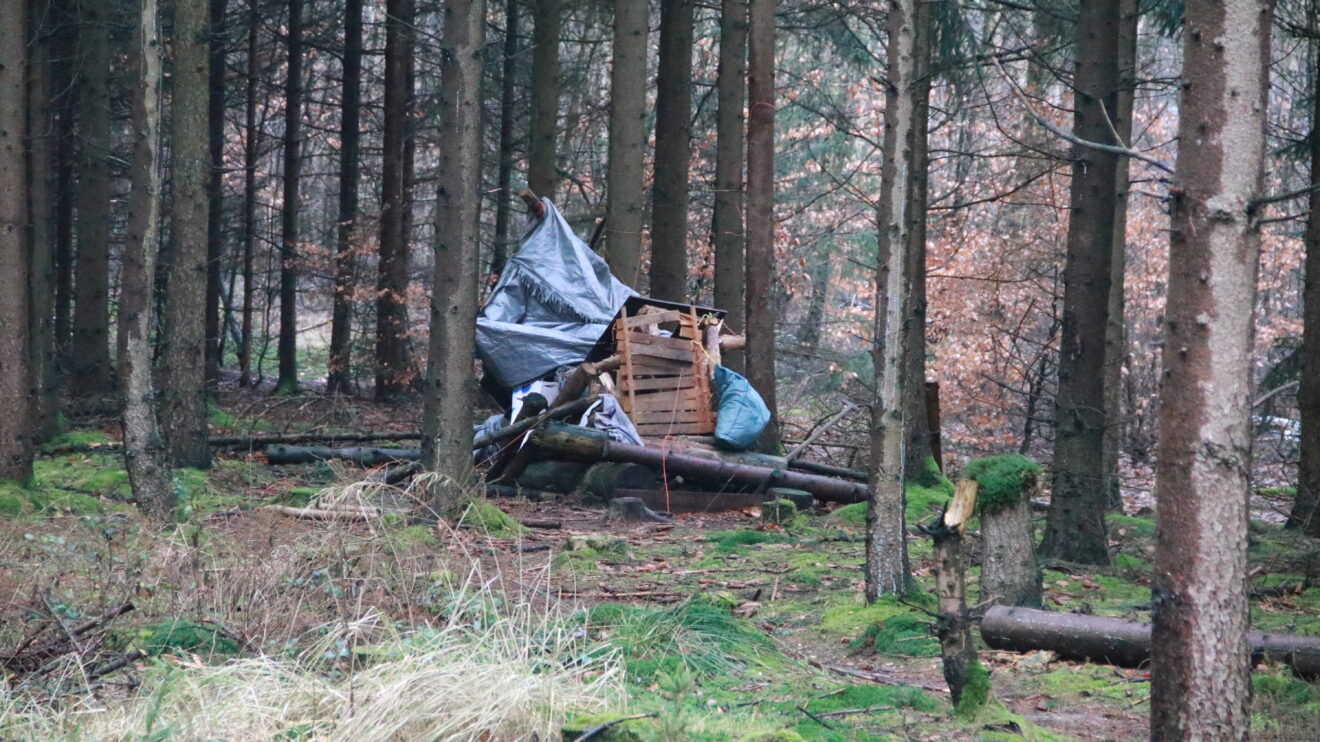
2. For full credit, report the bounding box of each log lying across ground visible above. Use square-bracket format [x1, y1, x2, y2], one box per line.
[263, 445, 422, 466]
[981, 605, 1320, 679]
[528, 422, 868, 504]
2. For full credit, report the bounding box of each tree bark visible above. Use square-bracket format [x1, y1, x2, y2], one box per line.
[161, 0, 212, 469]
[422, 0, 485, 514]
[327, 0, 364, 396]
[490, 0, 520, 280]
[375, 0, 415, 400]
[866, 0, 920, 601]
[901, 0, 933, 478]
[28, 0, 59, 444]
[744, 0, 779, 444]
[712, 0, 747, 371]
[1150, 1, 1273, 738]
[527, 0, 560, 200]
[120, 0, 174, 520]
[1101, 0, 1139, 512]
[979, 475, 1042, 609]
[52, 0, 74, 369]
[1038, 0, 1121, 566]
[275, 0, 303, 395]
[604, 0, 647, 288]
[70, 0, 114, 397]
[649, 0, 695, 302]
[0, 0, 33, 483]
[203, 0, 225, 382]
[239, 2, 258, 388]
[1287, 21, 1320, 536]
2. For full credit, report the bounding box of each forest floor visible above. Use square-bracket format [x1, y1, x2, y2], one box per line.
[1, 390, 1318, 740]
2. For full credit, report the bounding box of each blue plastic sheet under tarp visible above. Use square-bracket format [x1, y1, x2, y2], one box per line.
[477, 198, 636, 388]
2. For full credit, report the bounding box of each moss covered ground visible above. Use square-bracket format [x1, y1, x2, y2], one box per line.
[2, 419, 1319, 740]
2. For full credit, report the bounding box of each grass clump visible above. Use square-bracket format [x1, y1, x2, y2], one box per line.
[586, 599, 784, 684]
[964, 454, 1041, 514]
[708, 529, 792, 551]
[458, 499, 526, 537]
[848, 612, 938, 657]
[141, 619, 242, 658]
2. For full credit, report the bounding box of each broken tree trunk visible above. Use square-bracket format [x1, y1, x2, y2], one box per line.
[981, 606, 1320, 679]
[528, 422, 869, 503]
[921, 479, 985, 709]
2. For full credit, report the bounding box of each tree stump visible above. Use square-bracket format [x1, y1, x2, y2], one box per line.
[607, 496, 675, 523]
[921, 479, 987, 712]
[768, 487, 813, 511]
[760, 498, 796, 524]
[966, 455, 1043, 609]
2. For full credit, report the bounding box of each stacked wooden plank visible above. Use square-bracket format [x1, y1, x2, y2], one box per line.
[614, 304, 717, 436]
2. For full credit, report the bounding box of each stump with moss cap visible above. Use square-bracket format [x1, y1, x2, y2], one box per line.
[965, 454, 1042, 608]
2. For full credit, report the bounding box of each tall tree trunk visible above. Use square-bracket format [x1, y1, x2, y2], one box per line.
[1038, 0, 1121, 566]
[28, 0, 59, 443]
[527, 0, 559, 200]
[0, 0, 33, 482]
[865, 0, 919, 601]
[376, 0, 414, 400]
[71, 0, 114, 397]
[901, 0, 933, 478]
[328, 0, 364, 395]
[1101, 0, 1139, 512]
[276, 0, 303, 395]
[649, 0, 694, 302]
[1149, 1, 1273, 738]
[204, 0, 225, 381]
[422, 0, 485, 514]
[120, 0, 174, 520]
[744, 0, 778, 446]
[238, 0, 258, 388]
[161, 0, 211, 469]
[52, 0, 74, 368]
[1287, 16, 1320, 537]
[491, 0, 520, 280]
[712, 0, 747, 371]
[604, 0, 647, 288]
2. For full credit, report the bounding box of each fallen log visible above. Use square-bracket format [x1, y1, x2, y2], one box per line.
[787, 459, 868, 483]
[259, 504, 382, 521]
[528, 422, 869, 504]
[981, 605, 1320, 679]
[263, 445, 422, 466]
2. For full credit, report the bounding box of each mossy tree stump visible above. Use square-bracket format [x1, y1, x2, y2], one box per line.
[966, 455, 1043, 609]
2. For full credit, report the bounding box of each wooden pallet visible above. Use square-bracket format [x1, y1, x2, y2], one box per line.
[615, 303, 717, 436]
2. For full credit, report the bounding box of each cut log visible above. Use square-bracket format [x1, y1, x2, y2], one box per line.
[528, 422, 869, 504]
[580, 462, 660, 500]
[259, 504, 381, 521]
[981, 606, 1320, 679]
[514, 460, 588, 493]
[607, 496, 675, 523]
[263, 445, 422, 466]
[614, 488, 770, 513]
[788, 459, 868, 482]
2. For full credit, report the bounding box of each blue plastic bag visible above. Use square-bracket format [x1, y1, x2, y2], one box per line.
[713, 365, 771, 451]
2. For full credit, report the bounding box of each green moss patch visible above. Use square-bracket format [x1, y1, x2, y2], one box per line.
[964, 454, 1041, 514]
[709, 529, 793, 551]
[38, 429, 113, 452]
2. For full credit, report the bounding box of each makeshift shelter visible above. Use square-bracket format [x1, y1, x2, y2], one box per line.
[476, 198, 636, 390]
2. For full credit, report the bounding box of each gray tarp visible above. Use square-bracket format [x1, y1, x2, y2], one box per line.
[477, 198, 636, 388]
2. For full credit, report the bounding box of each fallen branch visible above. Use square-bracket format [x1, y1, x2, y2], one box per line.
[259, 504, 382, 522]
[519, 518, 562, 529]
[786, 402, 859, 463]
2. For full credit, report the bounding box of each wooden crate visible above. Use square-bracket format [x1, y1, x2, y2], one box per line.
[615, 303, 717, 436]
